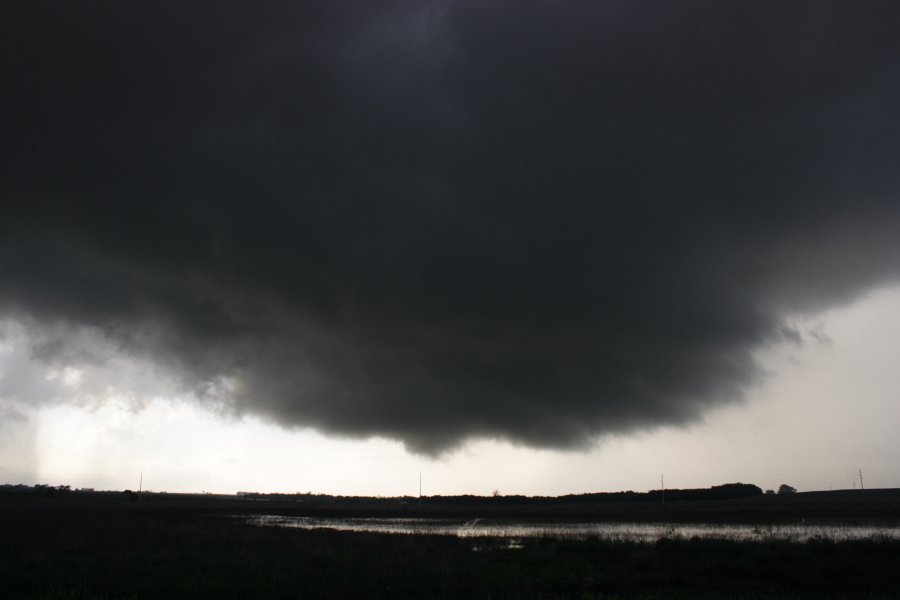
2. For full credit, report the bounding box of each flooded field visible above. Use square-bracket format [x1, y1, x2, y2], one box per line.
[247, 515, 900, 543]
[7, 492, 900, 598]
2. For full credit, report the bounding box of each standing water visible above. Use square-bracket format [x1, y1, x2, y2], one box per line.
[245, 515, 900, 543]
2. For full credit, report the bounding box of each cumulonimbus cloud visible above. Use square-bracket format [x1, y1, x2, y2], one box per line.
[1, 1, 899, 453]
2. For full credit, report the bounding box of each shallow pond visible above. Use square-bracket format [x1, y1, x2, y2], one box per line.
[246, 515, 900, 543]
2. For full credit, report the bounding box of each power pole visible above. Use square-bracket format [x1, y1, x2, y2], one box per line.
[859, 469, 864, 493]
[661, 474, 665, 504]
[419, 472, 422, 503]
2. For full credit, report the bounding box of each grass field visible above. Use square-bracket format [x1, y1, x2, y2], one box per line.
[3, 490, 900, 599]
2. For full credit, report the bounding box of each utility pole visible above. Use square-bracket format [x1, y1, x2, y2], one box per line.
[859, 469, 864, 493]
[661, 474, 665, 504]
[419, 472, 422, 503]
[138, 470, 143, 502]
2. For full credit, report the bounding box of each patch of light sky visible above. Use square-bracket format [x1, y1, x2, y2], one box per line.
[2, 286, 899, 496]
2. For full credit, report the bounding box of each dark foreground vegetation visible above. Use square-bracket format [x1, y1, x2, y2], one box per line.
[3, 489, 900, 599]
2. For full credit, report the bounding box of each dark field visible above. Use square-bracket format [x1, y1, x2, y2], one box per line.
[3, 490, 900, 599]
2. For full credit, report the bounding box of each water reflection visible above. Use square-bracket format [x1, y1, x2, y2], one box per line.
[246, 515, 900, 543]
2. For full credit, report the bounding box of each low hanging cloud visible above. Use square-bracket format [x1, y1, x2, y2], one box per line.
[1, 1, 899, 454]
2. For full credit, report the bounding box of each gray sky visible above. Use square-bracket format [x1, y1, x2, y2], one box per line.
[1, 1, 899, 493]
[2, 285, 898, 494]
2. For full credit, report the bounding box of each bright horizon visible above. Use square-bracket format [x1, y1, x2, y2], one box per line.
[4, 286, 898, 497]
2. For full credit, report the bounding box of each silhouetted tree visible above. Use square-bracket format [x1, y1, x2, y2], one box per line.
[777, 484, 797, 495]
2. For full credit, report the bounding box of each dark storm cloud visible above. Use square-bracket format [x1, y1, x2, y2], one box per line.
[2, 1, 899, 453]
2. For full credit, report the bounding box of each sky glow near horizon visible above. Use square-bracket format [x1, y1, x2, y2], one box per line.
[3, 285, 898, 496]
